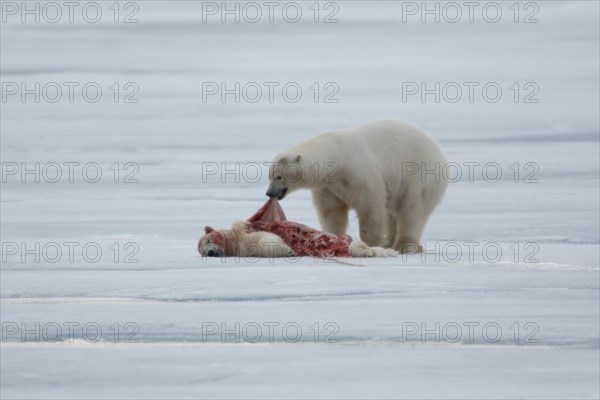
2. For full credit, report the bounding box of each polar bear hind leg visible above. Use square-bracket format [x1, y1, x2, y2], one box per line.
[391, 185, 445, 253]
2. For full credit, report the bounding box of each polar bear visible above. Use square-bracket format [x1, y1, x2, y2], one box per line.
[266, 120, 448, 253]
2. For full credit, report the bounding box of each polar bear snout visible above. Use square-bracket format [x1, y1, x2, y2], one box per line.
[266, 184, 288, 200]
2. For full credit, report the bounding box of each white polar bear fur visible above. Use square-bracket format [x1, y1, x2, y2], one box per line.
[267, 120, 448, 253]
[348, 240, 398, 257]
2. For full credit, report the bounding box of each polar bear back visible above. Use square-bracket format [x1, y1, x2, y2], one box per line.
[286, 119, 447, 189]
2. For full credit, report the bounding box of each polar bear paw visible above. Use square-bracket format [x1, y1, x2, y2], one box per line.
[349, 240, 398, 258]
[371, 247, 399, 257]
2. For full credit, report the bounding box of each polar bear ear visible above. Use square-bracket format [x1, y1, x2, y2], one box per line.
[204, 226, 214, 234]
[295, 154, 302, 162]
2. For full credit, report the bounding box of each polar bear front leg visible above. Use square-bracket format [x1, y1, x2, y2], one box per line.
[312, 188, 349, 235]
[356, 200, 386, 247]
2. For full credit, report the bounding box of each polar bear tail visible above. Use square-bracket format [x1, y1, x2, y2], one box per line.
[348, 240, 398, 258]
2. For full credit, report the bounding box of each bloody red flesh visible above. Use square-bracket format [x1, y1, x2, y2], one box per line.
[247, 197, 288, 223]
[248, 198, 352, 258]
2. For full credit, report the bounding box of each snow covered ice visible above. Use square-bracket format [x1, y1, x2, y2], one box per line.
[1, 1, 599, 399]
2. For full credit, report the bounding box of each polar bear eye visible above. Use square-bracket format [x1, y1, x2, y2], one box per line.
[276, 175, 283, 180]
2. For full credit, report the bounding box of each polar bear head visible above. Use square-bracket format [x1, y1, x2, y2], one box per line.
[266, 153, 305, 200]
